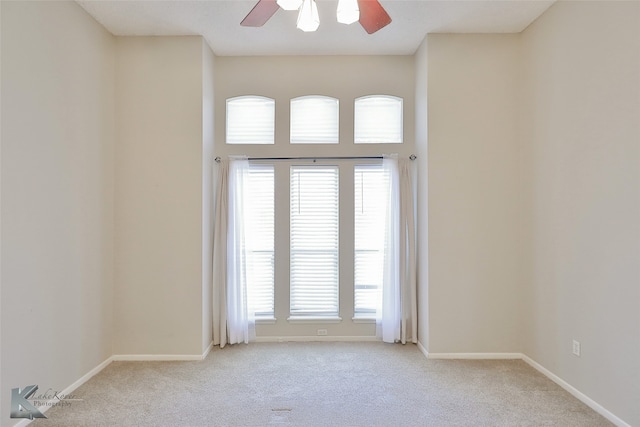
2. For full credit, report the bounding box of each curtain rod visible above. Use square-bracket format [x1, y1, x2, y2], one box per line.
[215, 154, 416, 163]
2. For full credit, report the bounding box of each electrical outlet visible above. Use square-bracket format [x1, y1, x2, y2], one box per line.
[572, 339, 581, 357]
[317, 329, 328, 336]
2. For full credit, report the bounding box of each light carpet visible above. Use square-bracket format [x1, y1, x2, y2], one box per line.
[31, 342, 612, 426]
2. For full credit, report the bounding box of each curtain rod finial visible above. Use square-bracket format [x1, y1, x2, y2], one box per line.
[215, 157, 221, 163]
[410, 154, 417, 161]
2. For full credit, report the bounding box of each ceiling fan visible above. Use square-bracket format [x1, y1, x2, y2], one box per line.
[241, 0, 392, 34]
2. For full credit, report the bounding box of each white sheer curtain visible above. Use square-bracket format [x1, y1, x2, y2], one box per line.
[212, 159, 228, 347]
[376, 156, 417, 344]
[399, 158, 417, 344]
[213, 157, 255, 348]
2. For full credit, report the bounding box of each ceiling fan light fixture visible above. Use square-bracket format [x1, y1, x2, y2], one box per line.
[296, 0, 320, 32]
[276, 0, 303, 11]
[337, 0, 359, 25]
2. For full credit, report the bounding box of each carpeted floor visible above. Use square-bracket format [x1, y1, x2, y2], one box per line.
[31, 342, 612, 426]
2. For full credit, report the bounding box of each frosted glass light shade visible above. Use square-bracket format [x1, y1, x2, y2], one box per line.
[277, 0, 302, 11]
[297, 0, 320, 32]
[337, 0, 359, 25]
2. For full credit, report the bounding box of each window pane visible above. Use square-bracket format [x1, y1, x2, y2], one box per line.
[226, 96, 275, 144]
[354, 95, 403, 144]
[290, 166, 339, 316]
[354, 164, 389, 317]
[244, 164, 275, 316]
[290, 96, 339, 144]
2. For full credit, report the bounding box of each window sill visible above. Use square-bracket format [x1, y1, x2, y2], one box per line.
[352, 317, 376, 324]
[287, 316, 343, 324]
[255, 317, 277, 324]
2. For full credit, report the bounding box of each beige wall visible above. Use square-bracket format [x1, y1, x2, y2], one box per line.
[114, 36, 207, 355]
[427, 34, 523, 353]
[1, 1, 115, 424]
[414, 36, 429, 349]
[521, 2, 640, 425]
[2, 16, 216, 420]
[426, 3, 639, 423]
[202, 41, 215, 353]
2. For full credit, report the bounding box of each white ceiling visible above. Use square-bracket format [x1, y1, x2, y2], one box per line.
[77, 0, 555, 56]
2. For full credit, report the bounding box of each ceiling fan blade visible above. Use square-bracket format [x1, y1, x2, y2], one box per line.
[241, 0, 280, 27]
[357, 0, 392, 34]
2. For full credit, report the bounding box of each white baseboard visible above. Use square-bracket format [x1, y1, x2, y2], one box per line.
[13, 346, 629, 427]
[14, 356, 114, 427]
[201, 341, 214, 360]
[110, 343, 215, 362]
[13, 350, 210, 425]
[254, 335, 379, 343]
[427, 352, 523, 360]
[112, 354, 205, 361]
[416, 340, 429, 359]
[418, 351, 629, 427]
[521, 355, 631, 427]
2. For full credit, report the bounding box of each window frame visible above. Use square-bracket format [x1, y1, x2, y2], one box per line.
[225, 95, 275, 145]
[353, 162, 389, 319]
[243, 163, 276, 319]
[288, 164, 341, 319]
[290, 95, 340, 144]
[354, 95, 404, 144]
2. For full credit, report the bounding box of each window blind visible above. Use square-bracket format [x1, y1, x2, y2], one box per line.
[244, 164, 275, 317]
[290, 96, 339, 144]
[226, 96, 275, 145]
[354, 95, 403, 144]
[354, 164, 389, 317]
[290, 166, 339, 316]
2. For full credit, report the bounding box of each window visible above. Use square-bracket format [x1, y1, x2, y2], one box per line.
[290, 166, 340, 317]
[221, 91, 410, 334]
[354, 164, 389, 317]
[243, 164, 275, 317]
[354, 95, 403, 144]
[226, 96, 275, 144]
[290, 96, 339, 144]
[219, 156, 413, 343]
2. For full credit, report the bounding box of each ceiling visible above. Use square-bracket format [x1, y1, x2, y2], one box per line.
[77, 0, 555, 56]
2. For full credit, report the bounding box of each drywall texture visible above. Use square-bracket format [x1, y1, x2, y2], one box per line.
[427, 34, 523, 353]
[1, 1, 115, 424]
[520, 2, 640, 425]
[114, 36, 206, 355]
